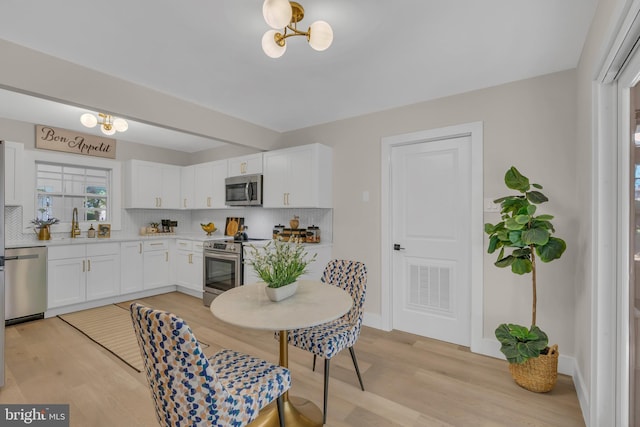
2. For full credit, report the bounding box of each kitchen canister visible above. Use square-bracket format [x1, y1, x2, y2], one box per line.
[306, 225, 320, 243]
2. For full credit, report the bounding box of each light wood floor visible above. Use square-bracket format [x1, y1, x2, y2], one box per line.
[1, 292, 585, 426]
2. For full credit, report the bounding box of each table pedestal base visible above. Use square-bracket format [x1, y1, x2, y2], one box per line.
[248, 396, 323, 427]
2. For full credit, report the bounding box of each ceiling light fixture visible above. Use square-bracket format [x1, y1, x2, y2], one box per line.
[261, 0, 333, 58]
[80, 112, 128, 136]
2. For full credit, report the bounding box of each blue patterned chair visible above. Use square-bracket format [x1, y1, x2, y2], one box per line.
[282, 259, 367, 424]
[130, 303, 291, 427]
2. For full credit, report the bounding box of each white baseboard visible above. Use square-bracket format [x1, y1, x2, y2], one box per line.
[363, 311, 390, 330]
[476, 338, 575, 375]
[572, 361, 590, 427]
[45, 285, 178, 317]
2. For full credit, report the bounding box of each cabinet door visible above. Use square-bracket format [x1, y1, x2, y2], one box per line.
[126, 160, 161, 208]
[144, 250, 170, 289]
[228, 153, 263, 177]
[180, 166, 195, 209]
[175, 250, 193, 287]
[191, 253, 203, 291]
[121, 241, 144, 294]
[193, 163, 215, 208]
[86, 254, 120, 300]
[4, 141, 23, 206]
[160, 165, 181, 209]
[287, 147, 315, 207]
[263, 151, 289, 208]
[210, 160, 227, 208]
[48, 258, 86, 308]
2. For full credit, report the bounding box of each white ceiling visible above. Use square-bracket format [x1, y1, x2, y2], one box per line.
[0, 0, 598, 152]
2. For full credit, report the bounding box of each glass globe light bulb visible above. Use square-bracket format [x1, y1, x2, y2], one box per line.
[80, 113, 98, 128]
[308, 20, 333, 51]
[113, 117, 128, 132]
[101, 125, 116, 136]
[263, 0, 292, 29]
[262, 30, 287, 58]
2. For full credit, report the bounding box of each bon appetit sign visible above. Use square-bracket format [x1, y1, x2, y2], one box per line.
[36, 125, 116, 159]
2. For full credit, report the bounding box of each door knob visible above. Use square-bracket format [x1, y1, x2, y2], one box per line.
[393, 244, 405, 251]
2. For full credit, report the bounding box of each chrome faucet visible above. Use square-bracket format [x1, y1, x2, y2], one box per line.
[71, 207, 81, 238]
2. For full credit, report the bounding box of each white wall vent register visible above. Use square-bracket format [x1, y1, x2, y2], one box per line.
[408, 262, 454, 317]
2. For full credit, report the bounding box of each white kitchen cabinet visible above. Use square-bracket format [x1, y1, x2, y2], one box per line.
[180, 165, 195, 209]
[227, 153, 263, 177]
[174, 239, 203, 292]
[48, 243, 120, 309]
[125, 159, 181, 209]
[193, 160, 227, 209]
[143, 240, 170, 289]
[121, 241, 144, 294]
[4, 141, 24, 206]
[263, 143, 332, 208]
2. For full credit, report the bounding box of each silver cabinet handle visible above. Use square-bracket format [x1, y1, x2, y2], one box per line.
[87, 259, 91, 271]
[139, 243, 142, 254]
[82, 260, 86, 272]
[207, 196, 211, 207]
[165, 252, 169, 262]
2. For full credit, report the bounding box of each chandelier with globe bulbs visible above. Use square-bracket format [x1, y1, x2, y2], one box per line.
[261, 0, 333, 58]
[80, 113, 128, 136]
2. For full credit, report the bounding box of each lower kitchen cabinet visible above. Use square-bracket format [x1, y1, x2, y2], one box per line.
[173, 239, 204, 292]
[121, 241, 144, 294]
[48, 242, 120, 309]
[143, 240, 170, 289]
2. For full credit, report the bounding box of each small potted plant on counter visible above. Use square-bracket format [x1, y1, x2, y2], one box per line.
[31, 217, 60, 240]
[484, 166, 566, 392]
[247, 238, 317, 302]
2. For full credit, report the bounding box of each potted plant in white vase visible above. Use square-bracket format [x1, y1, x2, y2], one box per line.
[484, 166, 567, 392]
[247, 238, 317, 302]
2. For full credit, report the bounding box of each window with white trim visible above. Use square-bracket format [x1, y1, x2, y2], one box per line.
[35, 162, 111, 223]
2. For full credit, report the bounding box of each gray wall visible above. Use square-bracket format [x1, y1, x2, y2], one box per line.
[279, 70, 579, 355]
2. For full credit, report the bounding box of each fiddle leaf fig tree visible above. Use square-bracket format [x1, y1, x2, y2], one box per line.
[485, 166, 566, 363]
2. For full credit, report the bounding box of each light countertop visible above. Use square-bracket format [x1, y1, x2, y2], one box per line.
[7, 234, 331, 249]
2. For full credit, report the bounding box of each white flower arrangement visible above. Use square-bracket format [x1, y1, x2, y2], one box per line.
[247, 238, 316, 288]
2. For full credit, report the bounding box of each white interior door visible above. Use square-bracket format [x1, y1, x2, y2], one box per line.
[391, 135, 471, 345]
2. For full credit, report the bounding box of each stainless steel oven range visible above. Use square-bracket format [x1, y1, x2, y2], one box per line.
[203, 240, 243, 306]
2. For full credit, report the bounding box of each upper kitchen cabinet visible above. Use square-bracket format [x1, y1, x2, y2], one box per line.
[192, 160, 227, 209]
[180, 165, 195, 209]
[124, 160, 181, 209]
[227, 153, 263, 177]
[4, 141, 24, 206]
[263, 143, 332, 208]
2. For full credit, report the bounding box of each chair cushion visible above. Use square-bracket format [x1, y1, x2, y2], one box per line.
[211, 349, 291, 419]
[286, 317, 359, 359]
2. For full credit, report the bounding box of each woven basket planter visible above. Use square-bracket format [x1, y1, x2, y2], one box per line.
[508, 344, 559, 393]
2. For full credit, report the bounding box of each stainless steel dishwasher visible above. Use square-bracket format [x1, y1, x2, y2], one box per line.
[4, 246, 47, 325]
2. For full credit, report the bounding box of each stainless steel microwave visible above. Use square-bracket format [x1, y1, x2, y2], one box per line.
[225, 174, 263, 206]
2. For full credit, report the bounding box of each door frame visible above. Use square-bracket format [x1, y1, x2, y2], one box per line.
[380, 121, 484, 353]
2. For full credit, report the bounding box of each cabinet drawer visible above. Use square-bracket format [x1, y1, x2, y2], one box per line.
[176, 239, 193, 251]
[193, 241, 204, 252]
[144, 240, 169, 251]
[87, 242, 119, 256]
[48, 245, 86, 260]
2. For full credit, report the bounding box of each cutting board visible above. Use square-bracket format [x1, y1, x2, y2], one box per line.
[225, 217, 244, 236]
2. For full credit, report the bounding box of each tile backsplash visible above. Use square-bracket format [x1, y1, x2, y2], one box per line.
[5, 205, 333, 244]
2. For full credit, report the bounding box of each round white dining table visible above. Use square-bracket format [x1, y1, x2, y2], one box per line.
[210, 280, 353, 427]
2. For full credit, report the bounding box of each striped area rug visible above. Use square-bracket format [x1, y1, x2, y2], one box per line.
[59, 304, 208, 372]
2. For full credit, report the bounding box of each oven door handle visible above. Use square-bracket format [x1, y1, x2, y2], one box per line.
[244, 182, 250, 202]
[204, 251, 242, 262]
